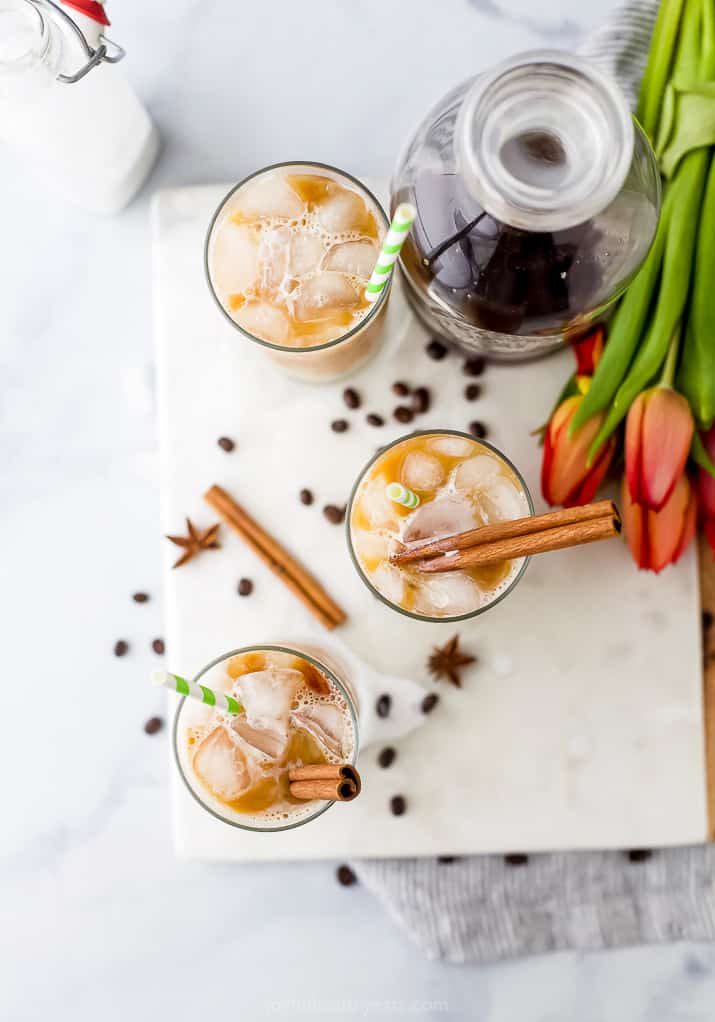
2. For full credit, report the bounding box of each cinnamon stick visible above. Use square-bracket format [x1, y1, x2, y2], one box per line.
[393, 500, 618, 564]
[204, 484, 346, 630]
[289, 778, 358, 802]
[289, 763, 362, 794]
[416, 514, 621, 573]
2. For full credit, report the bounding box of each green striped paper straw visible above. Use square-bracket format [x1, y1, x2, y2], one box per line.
[151, 669, 242, 714]
[386, 482, 420, 509]
[365, 202, 416, 303]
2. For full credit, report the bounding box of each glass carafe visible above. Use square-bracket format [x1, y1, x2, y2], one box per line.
[391, 50, 660, 360]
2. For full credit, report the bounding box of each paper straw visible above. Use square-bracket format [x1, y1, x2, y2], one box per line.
[151, 669, 242, 714]
[386, 482, 420, 509]
[365, 202, 416, 303]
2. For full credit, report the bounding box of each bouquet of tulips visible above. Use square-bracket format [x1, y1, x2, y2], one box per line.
[541, 0, 715, 571]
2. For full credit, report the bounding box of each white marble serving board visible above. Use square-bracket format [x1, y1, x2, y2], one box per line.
[154, 182, 707, 861]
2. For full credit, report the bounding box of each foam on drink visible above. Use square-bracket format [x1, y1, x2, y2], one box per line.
[349, 433, 532, 619]
[207, 169, 385, 349]
[177, 647, 356, 828]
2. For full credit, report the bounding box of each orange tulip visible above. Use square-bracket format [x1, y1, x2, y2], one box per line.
[621, 472, 697, 572]
[541, 395, 616, 507]
[625, 386, 694, 511]
[697, 425, 715, 556]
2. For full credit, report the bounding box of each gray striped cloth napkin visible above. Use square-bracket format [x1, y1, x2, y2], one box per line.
[351, 1, 715, 964]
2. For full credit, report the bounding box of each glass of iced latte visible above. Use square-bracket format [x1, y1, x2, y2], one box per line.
[174, 643, 358, 832]
[205, 162, 390, 383]
[347, 430, 533, 621]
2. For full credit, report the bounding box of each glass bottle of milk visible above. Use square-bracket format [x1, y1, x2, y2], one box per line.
[0, 0, 159, 213]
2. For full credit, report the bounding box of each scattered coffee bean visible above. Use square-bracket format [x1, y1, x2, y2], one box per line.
[392, 381, 410, 397]
[626, 848, 653, 863]
[438, 856, 457, 864]
[376, 693, 392, 718]
[504, 853, 529, 866]
[238, 578, 254, 596]
[342, 387, 361, 410]
[426, 338, 448, 360]
[393, 405, 414, 424]
[411, 386, 431, 414]
[217, 436, 235, 452]
[113, 640, 129, 657]
[703, 610, 714, 633]
[421, 692, 439, 714]
[464, 383, 481, 401]
[463, 356, 485, 376]
[390, 795, 407, 816]
[378, 746, 396, 769]
[144, 716, 163, 735]
[299, 488, 314, 506]
[323, 504, 345, 525]
[132, 591, 149, 604]
[336, 864, 357, 886]
[331, 418, 349, 433]
[152, 638, 165, 655]
[468, 421, 488, 438]
[366, 413, 384, 427]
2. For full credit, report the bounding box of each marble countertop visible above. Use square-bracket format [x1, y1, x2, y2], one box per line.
[3, 0, 715, 1018]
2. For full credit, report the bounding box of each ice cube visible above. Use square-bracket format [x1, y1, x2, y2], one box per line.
[294, 272, 359, 321]
[236, 668, 303, 735]
[233, 301, 291, 344]
[403, 496, 478, 543]
[401, 451, 445, 491]
[454, 454, 500, 492]
[352, 528, 391, 566]
[429, 436, 475, 457]
[372, 561, 406, 605]
[233, 173, 304, 222]
[357, 474, 400, 530]
[231, 717, 287, 759]
[291, 703, 347, 758]
[481, 477, 526, 523]
[257, 225, 292, 291]
[314, 188, 368, 233]
[192, 727, 252, 800]
[290, 229, 325, 276]
[324, 239, 379, 279]
[210, 223, 259, 296]
[413, 572, 482, 617]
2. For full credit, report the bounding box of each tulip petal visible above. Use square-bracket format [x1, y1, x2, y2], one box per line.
[647, 474, 693, 573]
[625, 391, 646, 504]
[673, 481, 697, 563]
[621, 474, 647, 569]
[572, 326, 605, 376]
[547, 400, 607, 506]
[567, 436, 616, 507]
[640, 388, 694, 511]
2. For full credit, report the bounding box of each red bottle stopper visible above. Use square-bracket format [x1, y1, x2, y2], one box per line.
[60, 0, 110, 26]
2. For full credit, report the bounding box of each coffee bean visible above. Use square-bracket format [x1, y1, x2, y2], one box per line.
[152, 638, 165, 655]
[392, 381, 410, 397]
[626, 848, 653, 863]
[144, 716, 163, 735]
[132, 592, 149, 603]
[703, 610, 714, 633]
[336, 864, 357, 886]
[504, 853, 529, 866]
[393, 405, 414, 424]
[376, 693, 391, 718]
[366, 413, 384, 427]
[426, 338, 447, 360]
[378, 746, 396, 768]
[421, 693, 439, 714]
[463, 356, 485, 376]
[411, 386, 431, 414]
[299, 488, 314, 506]
[468, 421, 488, 438]
[323, 504, 345, 525]
[464, 383, 481, 401]
[390, 795, 407, 816]
[217, 436, 235, 452]
[113, 640, 129, 657]
[238, 578, 254, 596]
[438, 856, 458, 864]
[343, 387, 361, 410]
[331, 419, 349, 433]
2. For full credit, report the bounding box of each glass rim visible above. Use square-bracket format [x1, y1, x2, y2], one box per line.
[0, 0, 51, 67]
[173, 643, 359, 833]
[204, 160, 391, 354]
[346, 429, 535, 623]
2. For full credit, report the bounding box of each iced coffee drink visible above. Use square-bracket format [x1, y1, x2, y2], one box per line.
[174, 644, 358, 831]
[205, 163, 389, 382]
[348, 431, 533, 621]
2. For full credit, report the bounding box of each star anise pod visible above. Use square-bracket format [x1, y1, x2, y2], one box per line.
[427, 634, 475, 688]
[166, 518, 220, 569]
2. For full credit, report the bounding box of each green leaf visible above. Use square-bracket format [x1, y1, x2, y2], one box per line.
[638, 0, 686, 138]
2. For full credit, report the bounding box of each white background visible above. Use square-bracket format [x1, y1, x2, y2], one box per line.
[3, 0, 715, 1019]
